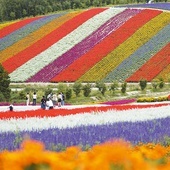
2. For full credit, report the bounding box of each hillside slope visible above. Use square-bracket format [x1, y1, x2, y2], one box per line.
[0, 3, 170, 83]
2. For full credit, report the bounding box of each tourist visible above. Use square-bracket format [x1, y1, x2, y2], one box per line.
[52, 93, 57, 107]
[46, 98, 54, 109]
[41, 96, 46, 109]
[32, 92, 37, 105]
[26, 93, 30, 106]
[61, 92, 65, 106]
[57, 92, 62, 107]
[9, 103, 13, 111]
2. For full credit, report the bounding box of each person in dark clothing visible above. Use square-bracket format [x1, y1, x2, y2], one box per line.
[9, 103, 13, 111]
[41, 96, 46, 109]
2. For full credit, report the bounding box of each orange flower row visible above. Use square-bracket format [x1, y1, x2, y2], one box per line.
[0, 139, 170, 170]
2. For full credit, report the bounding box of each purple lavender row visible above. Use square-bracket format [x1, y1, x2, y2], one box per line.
[1, 117, 169, 151]
[101, 98, 136, 105]
[0, 13, 66, 51]
[117, 2, 170, 11]
[103, 23, 170, 82]
[27, 9, 142, 82]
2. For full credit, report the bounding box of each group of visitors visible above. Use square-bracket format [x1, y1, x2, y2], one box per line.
[41, 92, 65, 110]
[24, 91, 65, 110]
[25, 92, 37, 106]
[8, 91, 65, 111]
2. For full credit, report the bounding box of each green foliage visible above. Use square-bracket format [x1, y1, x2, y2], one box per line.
[19, 91, 26, 100]
[82, 83, 91, 97]
[73, 82, 82, 97]
[44, 88, 53, 98]
[121, 82, 127, 94]
[139, 79, 147, 91]
[24, 163, 50, 170]
[110, 81, 118, 94]
[57, 83, 67, 93]
[158, 78, 164, 89]
[0, 92, 5, 102]
[0, 0, 153, 21]
[96, 81, 107, 95]
[0, 64, 11, 101]
[152, 80, 159, 90]
[65, 87, 72, 100]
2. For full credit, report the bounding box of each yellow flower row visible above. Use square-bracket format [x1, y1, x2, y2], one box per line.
[78, 12, 170, 82]
[0, 140, 170, 170]
[155, 64, 170, 81]
[0, 11, 81, 63]
[0, 21, 17, 30]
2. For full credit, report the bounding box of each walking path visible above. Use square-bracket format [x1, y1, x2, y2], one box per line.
[0, 101, 169, 112]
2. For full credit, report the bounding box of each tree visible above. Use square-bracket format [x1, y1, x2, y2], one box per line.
[121, 82, 127, 94]
[96, 81, 107, 95]
[73, 82, 82, 97]
[65, 87, 72, 100]
[139, 79, 147, 91]
[158, 78, 164, 89]
[110, 81, 118, 94]
[0, 64, 11, 101]
[82, 83, 91, 97]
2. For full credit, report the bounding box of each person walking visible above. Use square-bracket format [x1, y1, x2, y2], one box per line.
[52, 93, 57, 107]
[61, 92, 65, 106]
[26, 93, 30, 106]
[32, 92, 37, 105]
[57, 92, 62, 107]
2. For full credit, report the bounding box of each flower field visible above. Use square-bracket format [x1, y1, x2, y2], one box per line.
[0, 3, 170, 83]
[0, 102, 170, 169]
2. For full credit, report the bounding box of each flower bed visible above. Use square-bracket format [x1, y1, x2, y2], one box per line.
[0, 102, 170, 169]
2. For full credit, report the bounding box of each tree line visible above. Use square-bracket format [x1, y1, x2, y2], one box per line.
[0, 0, 149, 22]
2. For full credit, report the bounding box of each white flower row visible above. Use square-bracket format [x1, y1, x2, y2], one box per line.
[0, 105, 169, 133]
[9, 7, 126, 82]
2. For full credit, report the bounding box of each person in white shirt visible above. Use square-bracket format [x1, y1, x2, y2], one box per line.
[46, 98, 54, 109]
[57, 92, 62, 107]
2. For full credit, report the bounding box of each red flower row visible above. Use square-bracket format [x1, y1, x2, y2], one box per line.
[0, 16, 42, 38]
[0, 103, 168, 120]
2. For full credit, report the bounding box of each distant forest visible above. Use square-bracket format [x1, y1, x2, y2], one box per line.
[0, 0, 150, 22]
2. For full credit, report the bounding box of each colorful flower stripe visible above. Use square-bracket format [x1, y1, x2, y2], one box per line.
[0, 105, 169, 152]
[2, 12, 82, 73]
[103, 23, 170, 82]
[28, 9, 141, 82]
[155, 64, 170, 81]
[1, 140, 170, 170]
[0, 14, 64, 62]
[0, 16, 42, 38]
[52, 9, 159, 82]
[9, 8, 125, 82]
[0, 14, 60, 51]
[0, 102, 168, 120]
[78, 11, 169, 82]
[126, 43, 170, 82]
[2, 8, 105, 74]
[0, 21, 17, 30]
[0, 105, 169, 132]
